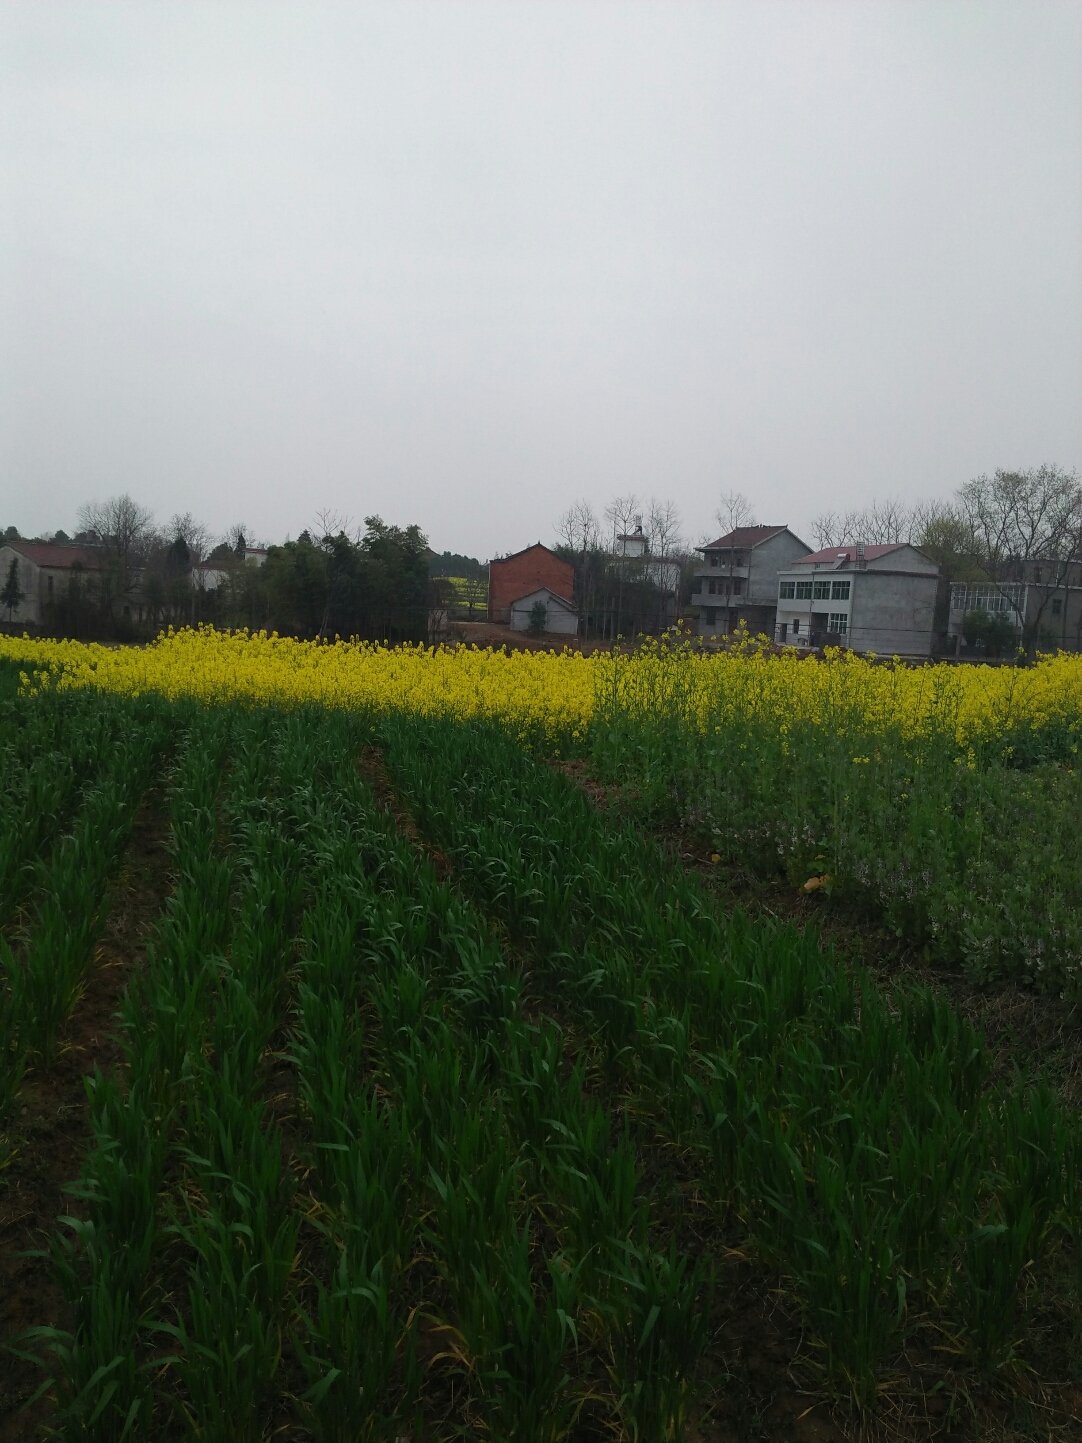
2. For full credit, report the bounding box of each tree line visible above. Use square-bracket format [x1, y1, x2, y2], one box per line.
[1, 498, 433, 643]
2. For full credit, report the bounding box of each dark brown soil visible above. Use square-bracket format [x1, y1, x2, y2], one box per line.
[356, 746, 454, 882]
[0, 790, 172, 1441]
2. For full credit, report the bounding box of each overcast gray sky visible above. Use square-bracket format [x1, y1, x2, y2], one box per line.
[2, 1, 1080, 559]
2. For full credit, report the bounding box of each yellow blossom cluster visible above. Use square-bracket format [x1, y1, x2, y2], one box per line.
[2, 626, 1081, 750]
[598, 636, 1082, 752]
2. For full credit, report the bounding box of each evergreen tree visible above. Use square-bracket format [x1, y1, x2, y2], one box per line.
[1, 557, 25, 621]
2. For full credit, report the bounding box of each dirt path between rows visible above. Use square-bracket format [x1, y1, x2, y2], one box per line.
[0, 790, 172, 1441]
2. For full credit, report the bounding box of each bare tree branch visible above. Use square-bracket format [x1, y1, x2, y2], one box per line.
[715, 490, 755, 533]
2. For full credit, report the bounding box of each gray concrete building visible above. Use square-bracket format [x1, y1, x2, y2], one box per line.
[775, 543, 939, 657]
[947, 559, 1082, 654]
[691, 526, 811, 638]
[0, 540, 104, 627]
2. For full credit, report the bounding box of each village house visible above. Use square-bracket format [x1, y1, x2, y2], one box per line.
[192, 544, 269, 593]
[947, 557, 1082, 654]
[775, 543, 939, 657]
[0, 540, 105, 626]
[691, 526, 811, 638]
[488, 543, 578, 635]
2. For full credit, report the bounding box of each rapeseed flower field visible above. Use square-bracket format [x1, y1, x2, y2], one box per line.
[3, 624, 1081, 754]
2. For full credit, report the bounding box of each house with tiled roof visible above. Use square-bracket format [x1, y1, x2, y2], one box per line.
[0, 540, 105, 626]
[488, 543, 578, 635]
[774, 542, 939, 656]
[691, 526, 811, 638]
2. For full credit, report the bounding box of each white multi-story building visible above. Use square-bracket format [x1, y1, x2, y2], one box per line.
[775, 543, 939, 657]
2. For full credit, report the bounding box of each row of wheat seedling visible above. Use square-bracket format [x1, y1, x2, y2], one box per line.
[21, 695, 1082, 1436]
[27, 705, 670, 1437]
[0, 691, 172, 1152]
[379, 713, 1082, 1406]
[286, 732, 714, 1440]
[27, 704, 308, 1439]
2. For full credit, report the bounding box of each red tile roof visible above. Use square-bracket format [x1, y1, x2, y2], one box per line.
[489, 542, 564, 566]
[8, 541, 104, 570]
[794, 544, 905, 565]
[699, 525, 788, 551]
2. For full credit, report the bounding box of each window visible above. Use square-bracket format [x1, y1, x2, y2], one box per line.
[949, 584, 1024, 618]
[705, 607, 718, 627]
[709, 554, 719, 568]
[707, 578, 717, 595]
[813, 579, 830, 599]
[733, 551, 746, 566]
[795, 580, 813, 599]
[732, 578, 743, 596]
[828, 612, 848, 634]
[831, 579, 851, 600]
[779, 580, 795, 599]
[1052, 597, 1063, 617]
[792, 618, 800, 635]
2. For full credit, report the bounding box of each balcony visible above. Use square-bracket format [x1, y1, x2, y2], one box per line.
[691, 591, 746, 610]
[695, 564, 749, 582]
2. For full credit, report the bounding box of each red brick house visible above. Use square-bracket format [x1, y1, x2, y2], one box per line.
[488, 544, 576, 631]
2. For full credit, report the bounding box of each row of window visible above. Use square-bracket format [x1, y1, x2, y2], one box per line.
[948, 585, 1023, 614]
[707, 551, 746, 568]
[785, 613, 848, 637]
[779, 578, 851, 601]
[703, 577, 743, 596]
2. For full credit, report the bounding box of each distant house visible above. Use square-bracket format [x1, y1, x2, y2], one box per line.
[691, 526, 811, 638]
[947, 558, 1082, 654]
[193, 545, 269, 593]
[0, 540, 104, 626]
[488, 544, 577, 632]
[775, 543, 939, 656]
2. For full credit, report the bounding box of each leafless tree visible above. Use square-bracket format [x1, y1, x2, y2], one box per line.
[715, 490, 755, 535]
[78, 493, 155, 561]
[604, 493, 640, 551]
[600, 494, 643, 639]
[556, 500, 601, 555]
[77, 494, 155, 620]
[811, 497, 932, 550]
[223, 522, 252, 554]
[169, 512, 210, 565]
[554, 501, 603, 638]
[810, 512, 843, 549]
[646, 498, 683, 558]
[643, 499, 685, 631]
[960, 466, 1081, 570]
[959, 465, 1082, 650]
[313, 507, 352, 544]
